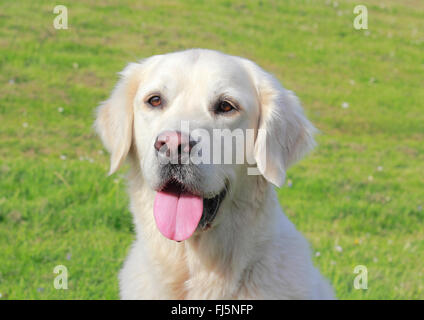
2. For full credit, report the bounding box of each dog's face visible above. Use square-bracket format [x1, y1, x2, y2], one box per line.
[95, 49, 316, 241]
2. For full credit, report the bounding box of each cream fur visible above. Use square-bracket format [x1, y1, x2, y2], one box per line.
[95, 49, 334, 299]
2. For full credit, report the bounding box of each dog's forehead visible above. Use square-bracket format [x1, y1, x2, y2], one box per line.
[144, 50, 254, 93]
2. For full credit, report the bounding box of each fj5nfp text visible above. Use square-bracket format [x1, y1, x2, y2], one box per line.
[216, 304, 253, 317]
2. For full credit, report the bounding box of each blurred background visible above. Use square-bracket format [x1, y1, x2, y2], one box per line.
[0, 0, 423, 299]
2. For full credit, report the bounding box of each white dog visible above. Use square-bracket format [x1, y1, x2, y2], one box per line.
[95, 49, 334, 299]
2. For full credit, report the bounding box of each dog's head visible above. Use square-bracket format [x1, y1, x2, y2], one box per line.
[95, 49, 316, 241]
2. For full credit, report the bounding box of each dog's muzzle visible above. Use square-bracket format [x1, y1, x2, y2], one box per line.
[152, 130, 227, 241]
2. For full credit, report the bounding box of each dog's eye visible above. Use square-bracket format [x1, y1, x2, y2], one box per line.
[148, 96, 162, 107]
[216, 100, 236, 114]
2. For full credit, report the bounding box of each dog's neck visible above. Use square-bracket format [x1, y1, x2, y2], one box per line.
[127, 165, 280, 299]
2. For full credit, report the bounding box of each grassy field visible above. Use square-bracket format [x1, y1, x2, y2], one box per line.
[0, 0, 423, 299]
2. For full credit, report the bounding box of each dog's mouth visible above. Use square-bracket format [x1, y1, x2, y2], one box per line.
[153, 180, 227, 242]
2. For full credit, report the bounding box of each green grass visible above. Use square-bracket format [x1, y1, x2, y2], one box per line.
[0, 0, 423, 299]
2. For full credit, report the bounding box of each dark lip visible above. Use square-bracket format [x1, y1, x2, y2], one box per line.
[158, 178, 196, 194]
[198, 187, 227, 230]
[157, 179, 227, 230]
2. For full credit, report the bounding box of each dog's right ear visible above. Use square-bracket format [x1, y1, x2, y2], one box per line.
[94, 63, 142, 175]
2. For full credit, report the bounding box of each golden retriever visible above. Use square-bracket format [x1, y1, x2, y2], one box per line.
[95, 49, 334, 299]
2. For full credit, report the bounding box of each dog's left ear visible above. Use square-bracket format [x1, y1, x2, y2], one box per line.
[242, 59, 317, 187]
[94, 63, 142, 175]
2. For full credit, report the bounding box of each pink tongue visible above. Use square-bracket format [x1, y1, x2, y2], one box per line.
[153, 186, 203, 241]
